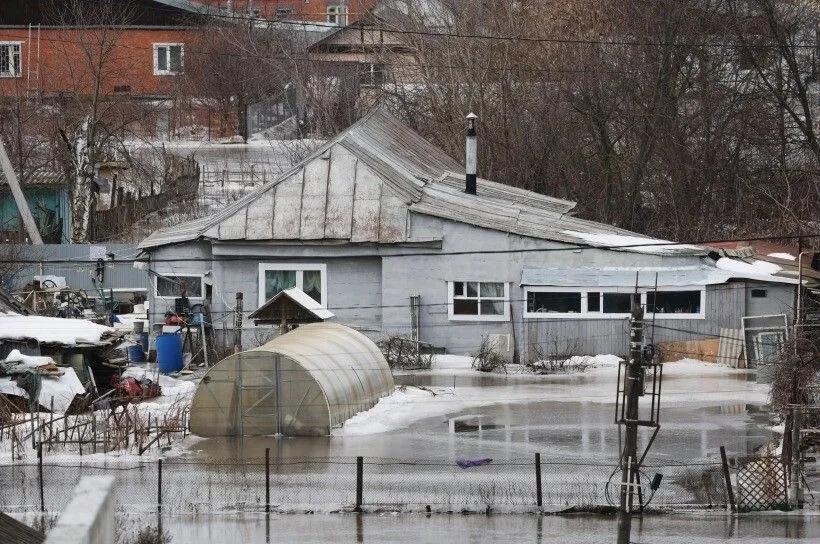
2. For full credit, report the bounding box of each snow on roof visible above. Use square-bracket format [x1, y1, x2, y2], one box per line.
[560, 231, 704, 255]
[0, 366, 85, 412]
[249, 287, 335, 321]
[713, 257, 797, 284]
[767, 252, 796, 261]
[0, 313, 116, 346]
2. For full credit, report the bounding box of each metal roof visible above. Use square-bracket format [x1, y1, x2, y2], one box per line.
[0, 170, 66, 188]
[249, 286, 335, 321]
[139, 109, 704, 256]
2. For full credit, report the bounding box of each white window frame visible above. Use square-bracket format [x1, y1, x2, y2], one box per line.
[327, 5, 348, 25]
[258, 263, 327, 307]
[153, 43, 184, 76]
[523, 286, 705, 320]
[447, 281, 510, 322]
[0, 42, 22, 78]
[154, 273, 205, 300]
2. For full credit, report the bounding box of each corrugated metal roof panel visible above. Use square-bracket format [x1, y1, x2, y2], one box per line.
[139, 109, 704, 256]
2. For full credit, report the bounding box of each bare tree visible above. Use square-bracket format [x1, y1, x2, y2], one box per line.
[184, 21, 298, 141]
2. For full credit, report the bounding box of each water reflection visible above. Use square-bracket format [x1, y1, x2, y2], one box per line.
[130, 512, 817, 543]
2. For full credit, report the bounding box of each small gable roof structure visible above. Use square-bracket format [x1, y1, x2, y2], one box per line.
[249, 287, 335, 325]
[139, 109, 704, 256]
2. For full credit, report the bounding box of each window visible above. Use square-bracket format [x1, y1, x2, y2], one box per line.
[359, 63, 385, 86]
[258, 263, 327, 306]
[327, 5, 348, 25]
[275, 7, 293, 19]
[527, 291, 581, 314]
[524, 287, 705, 319]
[0, 42, 21, 78]
[449, 281, 510, 321]
[750, 288, 768, 298]
[603, 293, 634, 314]
[646, 290, 702, 314]
[153, 44, 183, 75]
[155, 274, 204, 298]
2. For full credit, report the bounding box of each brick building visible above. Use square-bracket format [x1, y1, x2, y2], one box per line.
[191, 1, 376, 24]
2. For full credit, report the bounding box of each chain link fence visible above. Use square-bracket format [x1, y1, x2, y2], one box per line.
[0, 454, 741, 515]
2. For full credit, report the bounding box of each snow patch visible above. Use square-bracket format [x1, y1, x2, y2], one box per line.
[560, 230, 702, 254]
[0, 314, 114, 345]
[767, 252, 796, 261]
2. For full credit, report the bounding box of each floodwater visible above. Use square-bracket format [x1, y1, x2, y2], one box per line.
[191, 369, 776, 466]
[121, 512, 820, 543]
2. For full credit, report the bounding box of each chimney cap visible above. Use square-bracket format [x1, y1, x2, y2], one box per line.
[466, 112, 478, 120]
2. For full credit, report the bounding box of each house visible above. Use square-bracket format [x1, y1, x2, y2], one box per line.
[0, 171, 71, 243]
[0, 0, 223, 137]
[191, 1, 377, 24]
[137, 108, 803, 362]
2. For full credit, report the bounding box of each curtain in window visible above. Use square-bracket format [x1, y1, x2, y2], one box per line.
[265, 270, 296, 300]
[481, 283, 504, 298]
[303, 270, 322, 304]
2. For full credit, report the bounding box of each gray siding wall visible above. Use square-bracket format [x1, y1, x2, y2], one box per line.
[145, 213, 795, 360]
[11, 244, 149, 293]
[745, 282, 794, 317]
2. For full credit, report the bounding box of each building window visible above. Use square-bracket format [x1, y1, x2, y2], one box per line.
[359, 63, 385, 86]
[155, 274, 204, 298]
[646, 290, 702, 314]
[524, 287, 704, 319]
[603, 293, 634, 314]
[275, 7, 293, 19]
[0, 42, 21, 78]
[526, 291, 582, 314]
[449, 281, 510, 321]
[750, 288, 768, 298]
[258, 263, 327, 306]
[327, 5, 348, 25]
[153, 44, 184, 75]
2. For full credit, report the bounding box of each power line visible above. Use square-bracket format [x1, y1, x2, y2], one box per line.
[4, 233, 819, 263]
[146, 3, 820, 51]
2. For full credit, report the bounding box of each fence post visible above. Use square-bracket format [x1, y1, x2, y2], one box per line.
[355, 456, 363, 512]
[535, 452, 542, 508]
[265, 447, 270, 513]
[38, 443, 45, 513]
[157, 459, 163, 515]
[720, 446, 736, 512]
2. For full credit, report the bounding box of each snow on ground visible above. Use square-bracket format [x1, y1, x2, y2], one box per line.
[0, 314, 114, 345]
[338, 357, 762, 437]
[121, 366, 196, 418]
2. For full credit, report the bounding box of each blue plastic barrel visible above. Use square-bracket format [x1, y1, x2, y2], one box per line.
[156, 333, 184, 373]
[127, 344, 145, 362]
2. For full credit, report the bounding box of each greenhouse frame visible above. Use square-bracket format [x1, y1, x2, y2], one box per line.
[189, 323, 394, 437]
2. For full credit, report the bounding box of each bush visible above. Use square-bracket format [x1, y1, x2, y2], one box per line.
[378, 335, 434, 370]
[471, 336, 508, 373]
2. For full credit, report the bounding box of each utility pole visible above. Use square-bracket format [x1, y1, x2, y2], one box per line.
[234, 292, 244, 353]
[617, 300, 644, 544]
[0, 140, 43, 244]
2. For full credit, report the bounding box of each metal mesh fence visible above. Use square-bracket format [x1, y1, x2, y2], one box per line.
[0, 456, 733, 515]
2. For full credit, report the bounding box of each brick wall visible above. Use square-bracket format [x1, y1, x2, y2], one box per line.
[191, 0, 376, 23]
[0, 27, 201, 97]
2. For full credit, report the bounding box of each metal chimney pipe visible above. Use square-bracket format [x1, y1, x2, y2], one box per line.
[465, 112, 477, 195]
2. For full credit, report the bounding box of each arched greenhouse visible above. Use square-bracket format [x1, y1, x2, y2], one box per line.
[189, 323, 394, 437]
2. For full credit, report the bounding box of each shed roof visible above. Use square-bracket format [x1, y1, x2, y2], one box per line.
[139, 109, 704, 256]
[249, 286, 335, 322]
